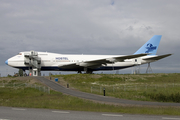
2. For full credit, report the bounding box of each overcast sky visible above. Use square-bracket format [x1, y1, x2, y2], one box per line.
[0, 0, 180, 76]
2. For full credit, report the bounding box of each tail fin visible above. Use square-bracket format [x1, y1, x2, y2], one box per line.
[134, 35, 162, 55]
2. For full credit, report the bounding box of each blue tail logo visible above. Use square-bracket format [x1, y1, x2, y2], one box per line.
[145, 43, 157, 53]
[134, 35, 162, 55]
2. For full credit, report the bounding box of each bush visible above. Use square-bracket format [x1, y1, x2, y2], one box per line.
[148, 92, 180, 103]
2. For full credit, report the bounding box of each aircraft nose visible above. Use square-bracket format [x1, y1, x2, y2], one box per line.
[5, 60, 8, 65]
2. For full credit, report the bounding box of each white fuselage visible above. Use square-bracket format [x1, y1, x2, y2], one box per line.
[6, 51, 155, 72]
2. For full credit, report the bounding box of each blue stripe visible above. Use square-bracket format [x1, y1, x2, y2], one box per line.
[13, 66, 134, 71]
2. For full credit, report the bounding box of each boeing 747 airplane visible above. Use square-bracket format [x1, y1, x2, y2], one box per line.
[5, 35, 171, 75]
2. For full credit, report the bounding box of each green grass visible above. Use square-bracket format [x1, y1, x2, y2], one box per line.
[1, 86, 180, 116]
[52, 73, 180, 102]
[1, 75, 180, 116]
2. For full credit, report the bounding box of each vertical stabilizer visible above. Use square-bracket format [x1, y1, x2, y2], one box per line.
[134, 35, 162, 55]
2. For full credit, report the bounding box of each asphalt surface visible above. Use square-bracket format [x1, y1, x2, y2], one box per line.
[35, 77, 180, 107]
[1, 107, 179, 120]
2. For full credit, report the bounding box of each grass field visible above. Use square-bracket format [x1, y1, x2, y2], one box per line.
[52, 73, 180, 103]
[1, 75, 180, 116]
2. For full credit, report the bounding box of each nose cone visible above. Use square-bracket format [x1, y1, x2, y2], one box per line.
[5, 60, 8, 65]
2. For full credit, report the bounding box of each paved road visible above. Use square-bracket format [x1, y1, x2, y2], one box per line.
[35, 77, 180, 107]
[1, 107, 180, 120]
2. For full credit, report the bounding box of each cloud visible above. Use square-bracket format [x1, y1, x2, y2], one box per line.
[0, 0, 180, 76]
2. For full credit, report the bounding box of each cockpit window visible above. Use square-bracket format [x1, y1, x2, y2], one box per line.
[18, 53, 22, 55]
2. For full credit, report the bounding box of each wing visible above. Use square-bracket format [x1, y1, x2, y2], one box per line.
[58, 53, 148, 68]
[143, 54, 172, 61]
[85, 53, 148, 64]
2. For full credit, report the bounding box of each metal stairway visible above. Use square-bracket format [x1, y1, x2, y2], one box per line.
[24, 51, 41, 76]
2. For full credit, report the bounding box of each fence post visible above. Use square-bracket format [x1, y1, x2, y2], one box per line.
[103, 88, 105, 96]
[100, 86, 101, 93]
[91, 87, 92, 93]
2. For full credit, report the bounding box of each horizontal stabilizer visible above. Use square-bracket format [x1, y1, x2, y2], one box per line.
[113, 53, 148, 62]
[143, 54, 172, 61]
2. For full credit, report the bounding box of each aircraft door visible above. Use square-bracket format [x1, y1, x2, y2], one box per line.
[51, 58, 55, 64]
[134, 58, 142, 65]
